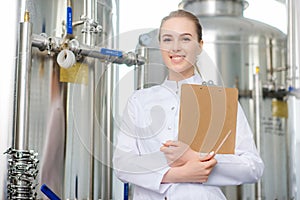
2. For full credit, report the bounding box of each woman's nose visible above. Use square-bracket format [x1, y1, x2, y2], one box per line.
[171, 40, 181, 52]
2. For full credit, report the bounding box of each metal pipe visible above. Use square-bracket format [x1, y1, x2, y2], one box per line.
[253, 66, 262, 200]
[98, 2, 112, 198]
[135, 46, 147, 90]
[287, 0, 300, 89]
[88, 62, 95, 200]
[287, 0, 300, 199]
[31, 34, 145, 66]
[14, 11, 32, 150]
[82, 0, 96, 198]
[103, 64, 113, 200]
[31, 34, 48, 51]
[7, 11, 39, 200]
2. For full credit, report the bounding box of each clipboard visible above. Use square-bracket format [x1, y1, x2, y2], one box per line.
[178, 84, 238, 154]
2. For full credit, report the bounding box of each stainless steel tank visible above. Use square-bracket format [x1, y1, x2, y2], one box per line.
[136, 0, 288, 199]
[0, 0, 118, 199]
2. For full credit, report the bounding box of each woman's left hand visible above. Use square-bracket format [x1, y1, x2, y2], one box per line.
[160, 140, 199, 167]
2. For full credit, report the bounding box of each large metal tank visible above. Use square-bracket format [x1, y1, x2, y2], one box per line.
[0, 0, 118, 199]
[136, 0, 288, 199]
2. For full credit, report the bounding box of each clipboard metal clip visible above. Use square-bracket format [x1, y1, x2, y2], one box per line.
[202, 80, 215, 86]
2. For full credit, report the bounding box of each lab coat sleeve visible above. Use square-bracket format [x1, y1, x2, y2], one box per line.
[205, 103, 264, 186]
[113, 94, 171, 194]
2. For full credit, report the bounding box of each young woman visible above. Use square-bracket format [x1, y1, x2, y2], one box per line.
[113, 9, 264, 200]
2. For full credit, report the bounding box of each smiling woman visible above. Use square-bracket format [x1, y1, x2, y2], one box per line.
[113, 9, 264, 200]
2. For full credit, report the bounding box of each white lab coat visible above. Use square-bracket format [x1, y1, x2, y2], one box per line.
[113, 74, 264, 200]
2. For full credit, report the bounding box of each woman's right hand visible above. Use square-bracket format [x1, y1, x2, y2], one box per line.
[179, 157, 217, 183]
[161, 152, 217, 183]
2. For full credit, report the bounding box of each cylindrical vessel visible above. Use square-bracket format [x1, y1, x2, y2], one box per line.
[0, 0, 117, 199]
[136, 0, 288, 199]
[14, 11, 32, 151]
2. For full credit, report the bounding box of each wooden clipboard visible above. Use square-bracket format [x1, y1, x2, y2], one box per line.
[178, 84, 238, 154]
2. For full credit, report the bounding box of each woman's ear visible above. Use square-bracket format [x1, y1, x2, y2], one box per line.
[198, 40, 204, 54]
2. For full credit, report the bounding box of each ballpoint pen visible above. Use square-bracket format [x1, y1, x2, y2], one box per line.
[214, 130, 232, 154]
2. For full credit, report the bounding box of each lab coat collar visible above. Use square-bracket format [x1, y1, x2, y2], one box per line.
[162, 73, 203, 95]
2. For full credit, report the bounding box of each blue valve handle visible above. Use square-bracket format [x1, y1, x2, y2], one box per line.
[100, 48, 123, 57]
[41, 184, 61, 200]
[66, 6, 73, 34]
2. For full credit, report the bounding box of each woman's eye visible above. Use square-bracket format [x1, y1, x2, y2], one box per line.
[162, 38, 172, 42]
[182, 37, 191, 42]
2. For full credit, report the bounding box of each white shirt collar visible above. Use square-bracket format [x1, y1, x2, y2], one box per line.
[162, 73, 203, 94]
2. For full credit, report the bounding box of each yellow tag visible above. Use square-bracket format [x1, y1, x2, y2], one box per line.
[60, 62, 88, 84]
[272, 99, 288, 118]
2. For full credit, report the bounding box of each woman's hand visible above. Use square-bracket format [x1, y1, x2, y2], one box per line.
[162, 156, 217, 183]
[180, 156, 217, 183]
[160, 140, 199, 167]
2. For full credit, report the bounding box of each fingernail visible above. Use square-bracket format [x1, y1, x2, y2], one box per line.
[162, 143, 169, 147]
[209, 151, 215, 155]
[199, 152, 207, 157]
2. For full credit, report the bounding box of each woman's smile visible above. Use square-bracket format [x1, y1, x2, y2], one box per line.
[170, 54, 186, 64]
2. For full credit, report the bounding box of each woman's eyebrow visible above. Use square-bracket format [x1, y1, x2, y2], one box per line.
[161, 34, 173, 38]
[180, 33, 193, 37]
[161, 33, 193, 37]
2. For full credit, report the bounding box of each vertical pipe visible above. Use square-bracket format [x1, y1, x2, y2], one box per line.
[287, 0, 300, 199]
[101, 3, 113, 198]
[14, 11, 32, 150]
[287, 0, 300, 88]
[83, 1, 95, 199]
[113, 0, 122, 199]
[8, 10, 39, 200]
[89, 62, 95, 200]
[97, 1, 114, 199]
[253, 66, 262, 200]
[105, 64, 113, 200]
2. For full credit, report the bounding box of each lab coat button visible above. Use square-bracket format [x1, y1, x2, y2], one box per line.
[168, 126, 172, 130]
[171, 106, 175, 110]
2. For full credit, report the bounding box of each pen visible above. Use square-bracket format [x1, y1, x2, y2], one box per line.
[199, 130, 232, 160]
[214, 130, 232, 154]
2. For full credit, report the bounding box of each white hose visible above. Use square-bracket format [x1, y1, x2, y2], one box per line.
[57, 49, 76, 68]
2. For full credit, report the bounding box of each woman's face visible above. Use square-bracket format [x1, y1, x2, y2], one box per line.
[159, 17, 203, 80]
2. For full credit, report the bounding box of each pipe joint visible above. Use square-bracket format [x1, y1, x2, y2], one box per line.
[80, 15, 103, 34]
